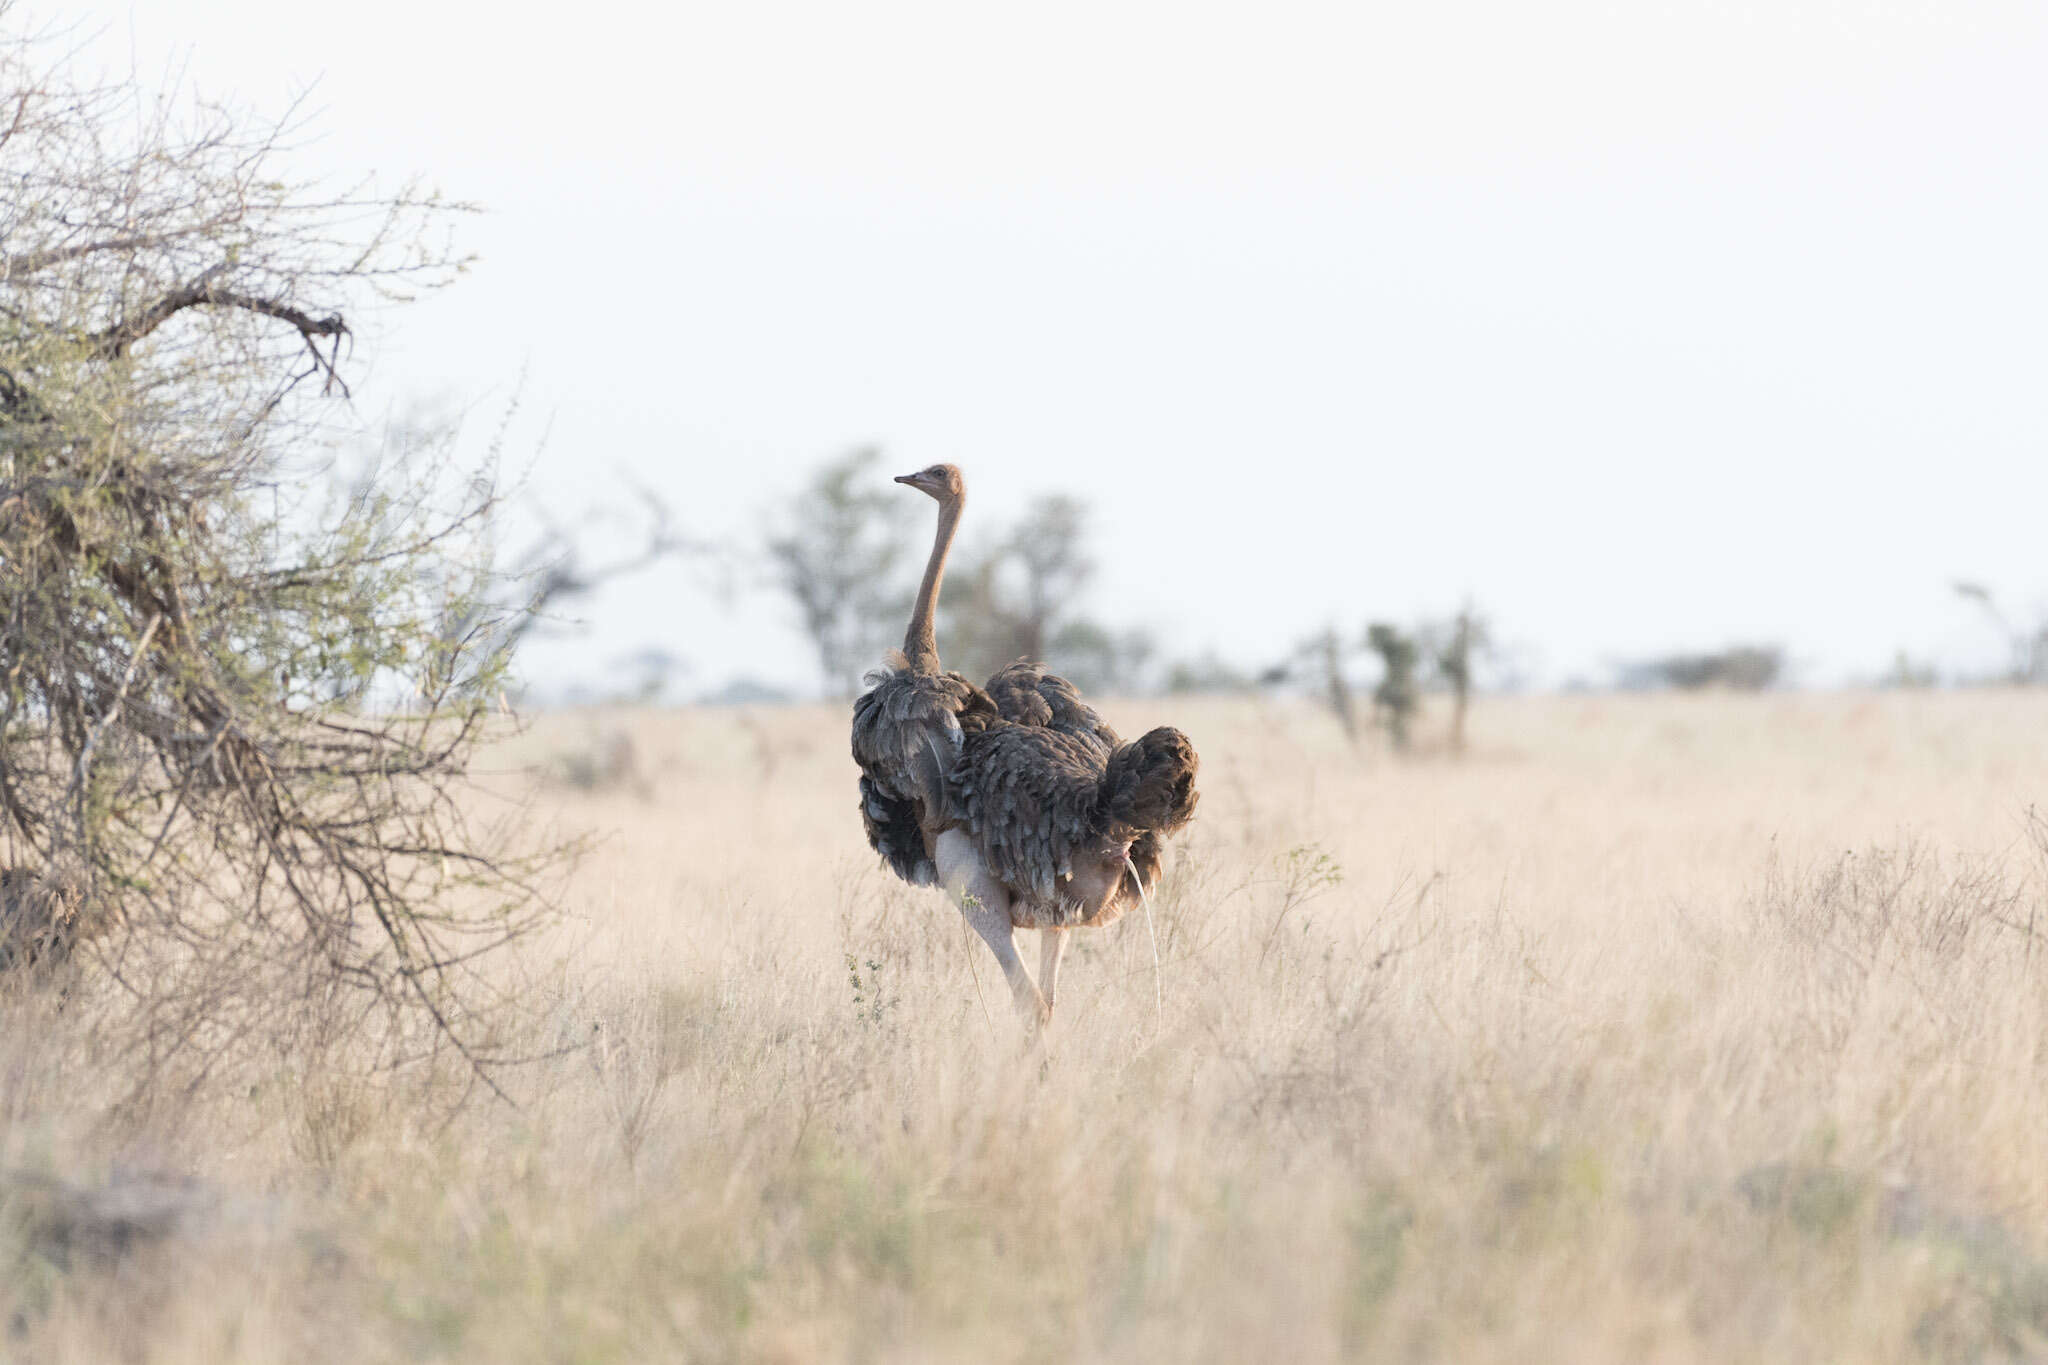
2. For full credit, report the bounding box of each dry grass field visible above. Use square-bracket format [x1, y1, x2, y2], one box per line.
[6, 689, 2048, 1362]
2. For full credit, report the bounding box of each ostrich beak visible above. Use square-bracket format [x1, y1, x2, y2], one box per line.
[893, 472, 922, 488]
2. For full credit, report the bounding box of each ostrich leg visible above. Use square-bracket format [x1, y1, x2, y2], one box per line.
[1038, 927, 1070, 1022]
[935, 830, 1046, 1025]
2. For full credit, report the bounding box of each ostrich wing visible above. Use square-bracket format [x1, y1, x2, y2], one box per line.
[983, 659, 1120, 754]
[948, 725, 1110, 904]
[851, 667, 995, 886]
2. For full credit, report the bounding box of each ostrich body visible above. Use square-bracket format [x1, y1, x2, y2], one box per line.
[850, 465, 1199, 1029]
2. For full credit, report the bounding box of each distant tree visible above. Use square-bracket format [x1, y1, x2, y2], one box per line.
[1365, 623, 1421, 750]
[1617, 645, 1783, 691]
[1953, 582, 2048, 685]
[940, 494, 1147, 690]
[612, 647, 688, 703]
[699, 676, 796, 706]
[1043, 618, 1157, 696]
[1323, 630, 1361, 745]
[1422, 604, 1491, 756]
[942, 551, 1025, 682]
[1166, 652, 1255, 694]
[764, 465, 1149, 696]
[1880, 651, 1939, 689]
[1277, 627, 1361, 744]
[1271, 607, 1499, 754]
[1003, 496, 1092, 664]
[764, 448, 916, 696]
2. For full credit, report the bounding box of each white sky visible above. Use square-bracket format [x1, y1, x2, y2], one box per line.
[60, 1, 2048, 694]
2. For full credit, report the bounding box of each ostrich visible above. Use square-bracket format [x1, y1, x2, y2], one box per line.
[850, 464, 1200, 1030]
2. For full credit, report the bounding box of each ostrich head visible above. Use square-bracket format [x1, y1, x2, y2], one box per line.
[894, 463, 964, 503]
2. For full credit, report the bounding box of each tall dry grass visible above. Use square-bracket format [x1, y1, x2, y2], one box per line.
[5, 689, 2048, 1362]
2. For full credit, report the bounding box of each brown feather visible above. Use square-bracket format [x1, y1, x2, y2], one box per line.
[1099, 727, 1200, 835]
[948, 721, 1200, 921]
[983, 659, 1119, 754]
[851, 667, 997, 886]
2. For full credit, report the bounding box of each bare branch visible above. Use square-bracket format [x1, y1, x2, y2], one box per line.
[85, 270, 353, 394]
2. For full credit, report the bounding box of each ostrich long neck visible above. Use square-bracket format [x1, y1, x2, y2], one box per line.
[903, 494, 961, 675]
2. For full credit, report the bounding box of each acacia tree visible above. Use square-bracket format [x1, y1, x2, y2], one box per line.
[1365, 623, 1420, 751]
[941, 495, 1151, 692]
[765, 447, 916, 696]
[1953, 582, 2048, 685]
[1279, 627, 1360, 745]
[765, 461, 1150, 696]
[0, 16, 550, 1089]
[1423, 604, 1490, 756]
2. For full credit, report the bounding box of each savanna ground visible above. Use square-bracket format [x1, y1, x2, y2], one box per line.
[6, 689, 2048, 1362]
